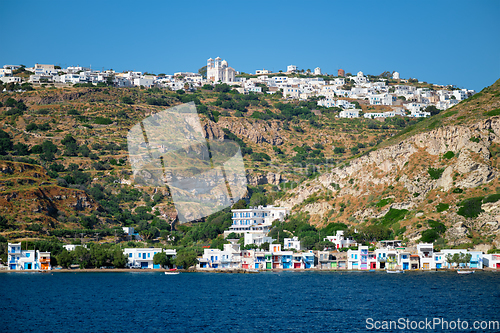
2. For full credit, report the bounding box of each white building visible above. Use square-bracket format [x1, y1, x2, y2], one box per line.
[338, 109, 360, 118]
[255, 69, 271, 75]
[347, 246, 375, 270]
[483, 254, 500, 269]
[7, 243, 51, 270]
[198, 243, 241, 269]
[123, 248, 176, 269]
[244, 233, 274, 247]
[207, 57, 236, 83]
[34, 63, 58, 75]
[368, 93, 393, 106]
[133, 75, 156, 88]
[392, 71, 400, 80]
[324, 230, 357, 250]
[417, 243, 434, 270]
[314, 67, 322, 75]
[283, 237, 302, 251]
[283, 86, 300, 99]
[286, 65, 297, 73]
[226, 205, 289, 236]
[62, 244, 86, 251]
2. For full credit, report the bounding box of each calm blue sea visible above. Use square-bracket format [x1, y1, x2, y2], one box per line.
[1, 270, 499, 333]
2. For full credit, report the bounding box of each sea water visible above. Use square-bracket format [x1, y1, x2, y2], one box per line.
[1, 270, 499, 332]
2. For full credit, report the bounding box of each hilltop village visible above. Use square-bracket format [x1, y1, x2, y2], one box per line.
[0, 58, 475, 119]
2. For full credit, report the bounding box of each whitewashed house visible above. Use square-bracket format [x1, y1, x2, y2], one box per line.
[418, 243, 435, 270]
[338, 109, 360, 118]
[324, 230, 356, 250]
[283, 237, 302, 251]
[123, 248, 176, 269]
[286, 65, 297, 73]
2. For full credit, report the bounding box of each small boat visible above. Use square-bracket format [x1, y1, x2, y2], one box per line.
[165, 271, 180, 275]
[386, 270, 404, 274]
[457, 270, 474, 274]
[247, 269, 259, 273]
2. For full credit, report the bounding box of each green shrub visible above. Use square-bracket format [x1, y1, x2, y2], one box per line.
[121, 96, 134, 104]
[420, 229, 439, 243]
[330, 183, 340, 191]
[94, 117, 113, 125]
[443, 110, 458, 118]
[436, 203, 449, 212]
[485, 108, 500, 117]
[427, 219, 446, 234]
[452, 188, 463, 193]
[428, 167, 445, 179]
[469, 136, 480, 143]
[379, 208, 408, 226]
[375, 199, 390, 210]
[457, 197, 484, 218]
[483, 193, 500, 203]
[443, 151, 455, 159]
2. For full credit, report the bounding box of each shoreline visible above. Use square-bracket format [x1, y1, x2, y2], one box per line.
[1, 267, 499, 273]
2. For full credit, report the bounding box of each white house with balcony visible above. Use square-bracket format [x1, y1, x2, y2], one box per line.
[368, 93, 393, 105]
[123, 248, 176, 269]
[198, 243, 241, 269]
[226, 205, 289, 236]
[417, 243, 434, 270]
[347, 245, 374, 270]
[7, 243, 51, 270]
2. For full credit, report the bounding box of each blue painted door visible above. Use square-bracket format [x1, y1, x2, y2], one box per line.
[436, 263, 442, 269]
[141, 262, 148, 268]
[403, 263, 409, 270]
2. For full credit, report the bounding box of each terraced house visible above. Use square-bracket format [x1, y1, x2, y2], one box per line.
[7, 243, 51, 271]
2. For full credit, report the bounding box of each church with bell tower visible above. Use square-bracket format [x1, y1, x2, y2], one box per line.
[206, 57, 236, 83]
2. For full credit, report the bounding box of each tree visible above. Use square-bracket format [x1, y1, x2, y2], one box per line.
[425, 105, 440, 116]
[40, 140, 58, 161]
[78, 145, 90, 157]
[112, 249, 128, 268]
[249, 192, 267, 207]
[56, 249, 73, 268]
[90, 244, 110, 268]
[153, 252, 169, 268]
[121, 96, 134, 104]
[0, 129, 12, 155]
[73, 246, 91, 269]
[198, 65, 207, 79]
[174, 249, 198, 269]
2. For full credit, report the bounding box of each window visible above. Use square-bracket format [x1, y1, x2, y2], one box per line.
[26, 253, 30, 258]
[129, 253, 132, 258]
[148, 253, 150, 258]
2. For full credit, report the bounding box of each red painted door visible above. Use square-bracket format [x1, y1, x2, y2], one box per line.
[371, 262, 376, 269]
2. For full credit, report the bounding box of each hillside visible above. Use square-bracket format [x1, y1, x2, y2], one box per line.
[0, 79, 499, 253]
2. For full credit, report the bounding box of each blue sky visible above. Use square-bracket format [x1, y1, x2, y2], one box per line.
[2, 0, 499, 91]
